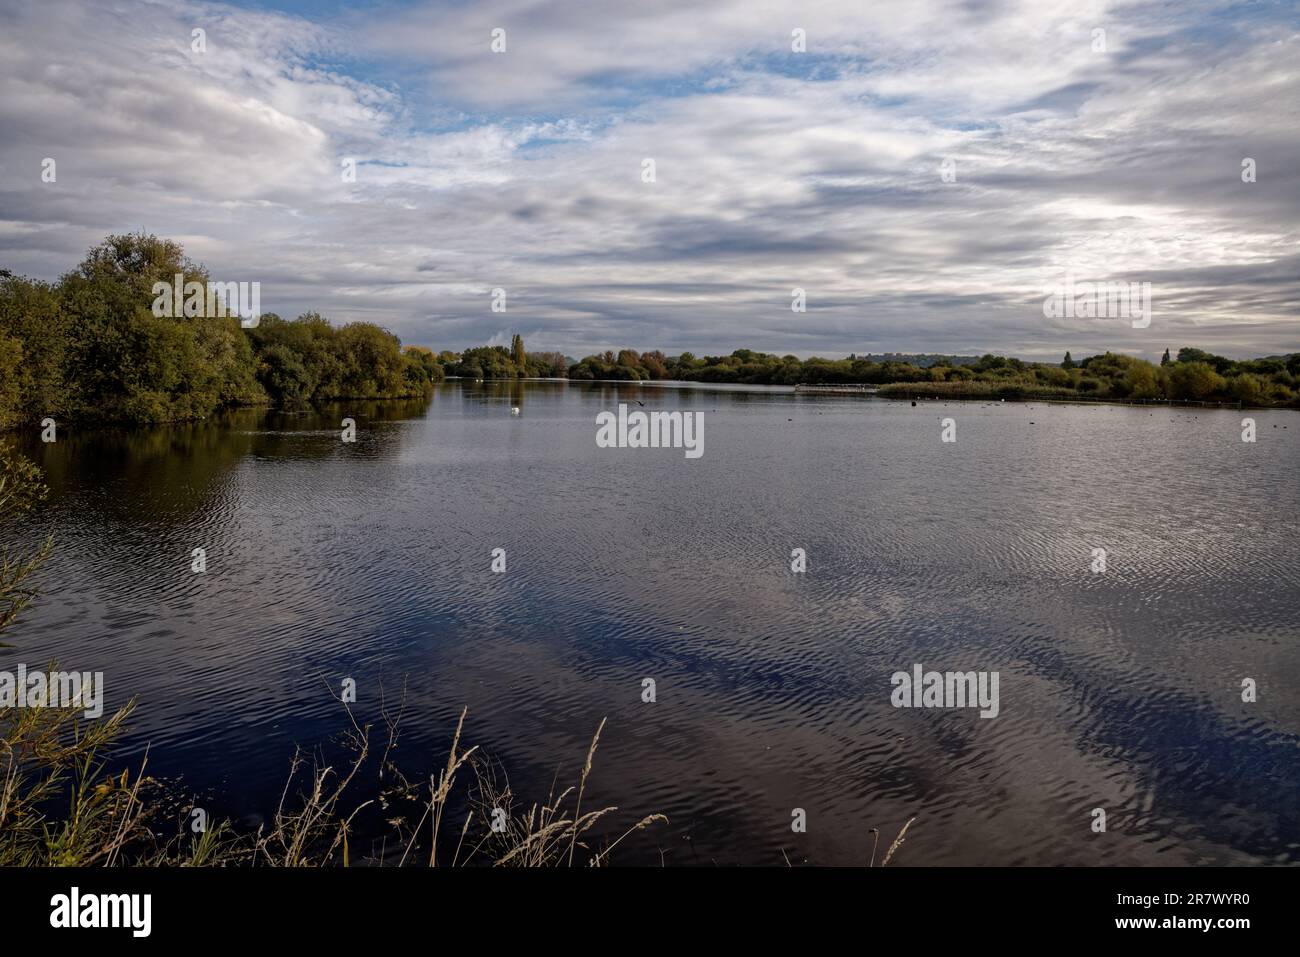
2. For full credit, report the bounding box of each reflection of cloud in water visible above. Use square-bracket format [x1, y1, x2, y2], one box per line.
[7, 382, 1299, 865]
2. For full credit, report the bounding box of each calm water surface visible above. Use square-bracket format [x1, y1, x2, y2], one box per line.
[8, 381, 1300, 865]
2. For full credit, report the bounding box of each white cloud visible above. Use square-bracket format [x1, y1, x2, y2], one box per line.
[0, 0, 1296, 359]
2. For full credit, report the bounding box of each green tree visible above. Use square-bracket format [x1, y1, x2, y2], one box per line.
[0, 274, 68, 425]
[0, 333, 22, 430]
[54, 233, 250, 424]
[1167, 361, 1226, 400]
[403, 346, 446, 386]
[1176, 347, 1234, 375]
[1123, 361, 1160, 400]
[1229, 373, 1265, 406]
[0, 443, 51, 643]
[453, 346, 518, 379]
[333, 323, 410, 397]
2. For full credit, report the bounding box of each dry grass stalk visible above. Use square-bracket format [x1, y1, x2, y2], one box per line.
[880, 817, 916, 866]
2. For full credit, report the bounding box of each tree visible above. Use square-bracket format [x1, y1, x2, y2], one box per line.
[639, 350, 668, 379]
[5, 234, 1300, 422]
[0, 333, 22, 430]
[403, 346, 445, 386]
[1229, 373, 1265, 406]
[452, 346, 517, 379]
[1167, 361, 1226, 400]
[333, 323, 410, 397]
[1124, 361, 1160, 400]
[1176, 347, 1234, 375]
[55, 233, 240, 423]
[0, 274, 68, 425]
[0, 443, 52, 643]
[533, 351, 569, 377]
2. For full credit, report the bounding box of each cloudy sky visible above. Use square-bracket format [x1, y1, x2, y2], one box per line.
[1, 0, 1297, 360]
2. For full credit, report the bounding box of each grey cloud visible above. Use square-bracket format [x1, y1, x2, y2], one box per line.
[0, 0, 1295, 362]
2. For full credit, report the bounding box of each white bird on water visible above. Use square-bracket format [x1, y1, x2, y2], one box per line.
[510, 407, 520, 415]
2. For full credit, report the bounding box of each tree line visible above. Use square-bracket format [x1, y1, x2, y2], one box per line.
[442, 345, 1299, 407]
[0, 234, 441, 429]
[3, 234, 1297, 429]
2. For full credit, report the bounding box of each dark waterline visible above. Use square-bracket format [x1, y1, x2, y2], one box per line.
[6, 380, 1299, 865]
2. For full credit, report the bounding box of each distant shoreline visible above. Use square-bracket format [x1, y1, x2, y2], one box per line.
[447, 376, 1291, 412]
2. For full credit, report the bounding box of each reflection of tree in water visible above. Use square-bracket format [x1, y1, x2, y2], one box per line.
[13, 395, 432, 530]
[455, 378, 568, 414]
[566, 379, 779, 410]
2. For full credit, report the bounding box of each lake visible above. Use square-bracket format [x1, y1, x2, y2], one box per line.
[7, 380, 1299, 865]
